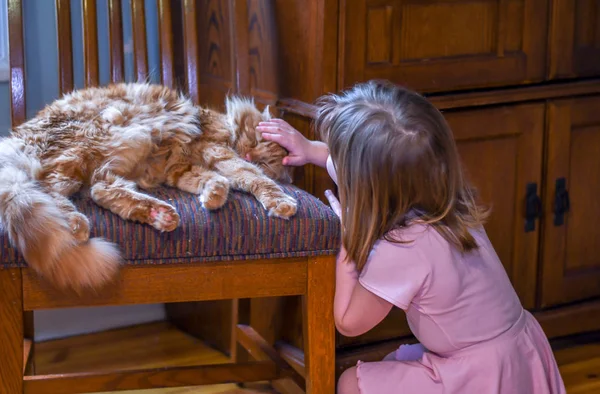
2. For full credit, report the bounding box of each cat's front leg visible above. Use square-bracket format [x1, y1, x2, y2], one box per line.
[90, 171, 179, 232]
[166, 164, 230, 210]
[212, 156, 297, 219]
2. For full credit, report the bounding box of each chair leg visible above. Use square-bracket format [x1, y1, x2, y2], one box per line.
[24, 311, 35, 375]
[0, 269, 24, 394]
[303, 256, 336, 394]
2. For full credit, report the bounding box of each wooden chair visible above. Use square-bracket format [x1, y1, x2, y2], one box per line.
[0, 1, 338, 393]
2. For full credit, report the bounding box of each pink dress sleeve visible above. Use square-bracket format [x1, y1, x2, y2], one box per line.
[358, 234, 430, 310]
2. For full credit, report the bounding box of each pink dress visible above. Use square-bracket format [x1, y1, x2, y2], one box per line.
[354, 224, 566, 394]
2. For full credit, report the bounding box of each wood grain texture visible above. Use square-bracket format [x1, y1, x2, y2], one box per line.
[231, 0, 250, 95]
[182, 0, 199, 102]
[24, 362, 280, 394]
[82, 0, 99, 87]
[23, 260, 308, 310]
[447, 103, 545, 309]
[549, 0, 600, 79]
[23, 311, 35, 375]
[275, 342, 305, 378]
[131, 0, 149, 81]
[56, 0, 74, 94]
[536, 299, 600, 340]
[8, 0, 26, 126]
[541, 95, 600, 307]
[167, 300, 234, 356]
[23, 339, 32, 374]
[246, 0, 279, 106]
[303, 256, 336, 394]
[32, 322, 277, 394]
[0, 269, 24, 394]
[236, 325, 305, 391]
[555, 340, 600, 394]
[278, 79, 600, 116]
[34, 322, 228, 375]
[194, 0, 235, 109]
[341, 0, 549, 93]
[157, 0, 175, 88]
[108, 0, 125, 83]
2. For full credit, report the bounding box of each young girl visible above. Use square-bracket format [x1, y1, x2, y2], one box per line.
[257, 80, 566, 394]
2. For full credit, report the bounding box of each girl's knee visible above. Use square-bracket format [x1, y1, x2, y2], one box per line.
[338, 366, 360, 394]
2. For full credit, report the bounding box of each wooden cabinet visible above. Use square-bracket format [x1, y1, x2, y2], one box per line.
[191, 0, 600, 376]
[446, 104, 545, 309]
[541, 95, 600, 307]
[341, 0, 549, 93]
[549, 0, 600, 79]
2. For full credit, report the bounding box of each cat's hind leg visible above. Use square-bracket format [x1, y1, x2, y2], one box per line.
[166, 164, 230, 210]
[90, 171, 179, 231]
[49, 192, 91, 243]
[41, 175, 90, 243]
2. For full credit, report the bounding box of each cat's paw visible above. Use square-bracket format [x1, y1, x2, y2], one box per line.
[263, 193, 298, 219]
[149, 204, 180, 232]
[200, 176, 230, 210]
[68, 212, 90, 243]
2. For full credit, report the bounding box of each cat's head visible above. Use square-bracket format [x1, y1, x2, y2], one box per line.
[225, 96, 293, 184]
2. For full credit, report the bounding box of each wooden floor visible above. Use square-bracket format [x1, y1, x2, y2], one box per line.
[554, 336, 600, 394]
[33, 322, 275, 394]
[31, 321, 600, 393]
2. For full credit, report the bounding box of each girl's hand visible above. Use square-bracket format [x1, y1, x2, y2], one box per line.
[257, 119, 329, 167]
[257, 119, 312, 166]
[325, 189, 342, 219]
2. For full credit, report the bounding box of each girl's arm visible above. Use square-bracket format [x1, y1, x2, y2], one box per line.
[334, 246, 393, 337]
[326, 191, 394, 337]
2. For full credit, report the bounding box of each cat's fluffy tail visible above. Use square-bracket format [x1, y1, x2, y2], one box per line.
[0, 139, 121, 292]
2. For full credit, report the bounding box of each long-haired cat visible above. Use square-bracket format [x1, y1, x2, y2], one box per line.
[0, 82, 296, 292]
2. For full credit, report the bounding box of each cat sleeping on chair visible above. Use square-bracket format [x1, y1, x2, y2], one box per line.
[0, 82, 296, 292]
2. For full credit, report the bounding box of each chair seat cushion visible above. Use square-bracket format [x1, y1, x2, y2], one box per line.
[0, 185, 341, 268]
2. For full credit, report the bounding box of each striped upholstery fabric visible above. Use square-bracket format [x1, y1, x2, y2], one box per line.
[0, 186, 341, 268]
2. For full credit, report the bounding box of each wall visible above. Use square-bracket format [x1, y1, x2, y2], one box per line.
[2, 0, 166, 341]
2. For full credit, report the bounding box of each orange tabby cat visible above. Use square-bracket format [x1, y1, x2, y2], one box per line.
[0, 82, 296, 292]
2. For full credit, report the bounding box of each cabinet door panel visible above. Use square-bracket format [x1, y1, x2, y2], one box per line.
[342, 0, 549, 93]
[541, 96, 600, 307]
[549, 0, 600, 79]
[445, 103, 545, 309]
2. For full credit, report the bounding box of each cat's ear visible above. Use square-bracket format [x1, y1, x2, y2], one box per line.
[225, 95, 255, 130]
[262, 105, 271, 120]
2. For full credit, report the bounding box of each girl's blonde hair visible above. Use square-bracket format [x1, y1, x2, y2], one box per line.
[315, 80, 489, 271]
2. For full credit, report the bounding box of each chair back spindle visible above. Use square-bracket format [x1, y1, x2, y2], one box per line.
[108, 0, 125, 83]
[157, 0, 175, 89]
[130, 0, 148, 81]
[82, 0, 99, 87]
[56, 0, 74, 95]
[182, 0, 199, 103]
[8, 0, 26, 127]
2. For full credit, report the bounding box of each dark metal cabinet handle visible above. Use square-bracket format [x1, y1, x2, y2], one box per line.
[554, 177, 570, 226]
[525, 183, 542, 232]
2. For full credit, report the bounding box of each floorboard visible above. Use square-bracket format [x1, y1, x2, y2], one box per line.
[32, 321, 600, 393]
[33, 321, 274, 394]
